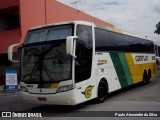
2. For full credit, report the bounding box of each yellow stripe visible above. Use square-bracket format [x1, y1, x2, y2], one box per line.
[51, 83, 59, 88]
[125, 53, 156, 84]
[125, 53, 140, 83]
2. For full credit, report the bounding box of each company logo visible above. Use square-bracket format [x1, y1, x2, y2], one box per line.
[97, 60, 108, 66]
[81, 85, 94, 98]
[2, 112, 11, 117]
[135, 55, 148, 62]
[1, 112, 42, 118]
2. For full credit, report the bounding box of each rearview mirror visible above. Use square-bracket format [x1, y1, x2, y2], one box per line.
[66, 36, 78, 58]
[8, 43, 22, 62]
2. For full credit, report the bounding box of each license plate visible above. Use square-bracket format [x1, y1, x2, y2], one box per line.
[38, 97, 47, 101]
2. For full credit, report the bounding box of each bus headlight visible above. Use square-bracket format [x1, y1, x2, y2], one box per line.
[57, 84, 74, 93]
[20, 86, 28, 92]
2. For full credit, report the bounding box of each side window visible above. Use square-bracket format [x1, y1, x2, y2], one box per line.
[95, 28, 110, 51]
[142, 40, 154, 53]
[75, 25, 93, 83]
[110, 32, 131, 52]
[95, 27, 155, 53]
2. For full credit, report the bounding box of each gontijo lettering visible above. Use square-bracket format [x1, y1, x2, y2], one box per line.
[135, 55, 148, 62]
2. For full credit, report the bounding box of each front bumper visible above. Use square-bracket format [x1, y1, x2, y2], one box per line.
[21, 89, 77, 105]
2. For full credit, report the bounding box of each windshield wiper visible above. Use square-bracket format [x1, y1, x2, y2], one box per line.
[25, 47, 42, 82]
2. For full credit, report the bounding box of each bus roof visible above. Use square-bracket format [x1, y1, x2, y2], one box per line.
[95, 24, 152, 41]
[29, 20, 152, 42]
[29, 21, 93, 30]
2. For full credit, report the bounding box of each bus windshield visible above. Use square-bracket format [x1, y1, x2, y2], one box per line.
[21, 25, 73, 83]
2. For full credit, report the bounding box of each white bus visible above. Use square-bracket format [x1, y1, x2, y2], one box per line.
[8, 21, 156, 105]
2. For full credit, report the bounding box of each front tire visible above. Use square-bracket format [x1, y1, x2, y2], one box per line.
[96, 80, 108, 103]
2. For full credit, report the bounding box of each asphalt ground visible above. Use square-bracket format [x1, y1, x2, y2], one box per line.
[0, 75, 160, 120]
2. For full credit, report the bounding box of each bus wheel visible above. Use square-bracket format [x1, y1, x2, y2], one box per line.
[147, 69, 151, 84]
[96, 80, 108, 103]
[142, 70, 148, 85]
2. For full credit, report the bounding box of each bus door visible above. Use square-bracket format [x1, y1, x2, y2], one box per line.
[74, 24, 94, 99]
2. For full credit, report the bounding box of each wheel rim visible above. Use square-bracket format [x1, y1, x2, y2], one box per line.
[98, 83, 107, 101]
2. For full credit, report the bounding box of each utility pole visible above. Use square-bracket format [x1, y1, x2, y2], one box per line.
[71, 0, 81, 10]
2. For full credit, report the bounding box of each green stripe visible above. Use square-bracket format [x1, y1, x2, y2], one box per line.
[118, 53, 133, 85]
[109, 52, 128, 88]
[38, 84, 51, 88]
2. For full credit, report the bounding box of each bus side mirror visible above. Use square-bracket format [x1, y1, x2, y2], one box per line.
[66, 36, 78, 59]
[8, 43, 22, 62]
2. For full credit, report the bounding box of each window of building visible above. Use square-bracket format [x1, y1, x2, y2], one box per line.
[0, 12, 20, 32]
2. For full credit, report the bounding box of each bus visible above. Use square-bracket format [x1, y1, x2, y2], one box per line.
[155, 44, 160, 57]
[8, 21, 156, 105]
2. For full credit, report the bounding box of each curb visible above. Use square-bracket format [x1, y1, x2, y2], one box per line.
[0, 85, 21, 94]
[0, 91, 21, 96]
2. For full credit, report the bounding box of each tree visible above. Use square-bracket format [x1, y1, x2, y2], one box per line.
[155, 22, 160, 35]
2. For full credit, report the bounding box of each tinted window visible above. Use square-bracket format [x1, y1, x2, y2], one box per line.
[109, 31, 131, 51]
[95, 29, 110, 51]
[95, 28, 154, 53]
[75, 25, 93, 83]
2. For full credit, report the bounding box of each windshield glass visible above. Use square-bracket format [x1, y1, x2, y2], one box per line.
[42, 42, 71, 82]
[21, 45, 42, 82]
[25, 25, 73, 44]
[21, 24, 73, 83]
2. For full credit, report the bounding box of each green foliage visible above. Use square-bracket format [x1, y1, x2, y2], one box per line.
[155, 22, 160, 35]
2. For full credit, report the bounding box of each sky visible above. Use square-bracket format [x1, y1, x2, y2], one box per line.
[58, 0, 160, 43]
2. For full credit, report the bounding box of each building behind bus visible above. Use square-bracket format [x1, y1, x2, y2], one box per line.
[0, 0, 113, 85]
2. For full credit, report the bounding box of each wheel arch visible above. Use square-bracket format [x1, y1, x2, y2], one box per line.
[97, 77, 109, 93]
[96, 77, 109, 103]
